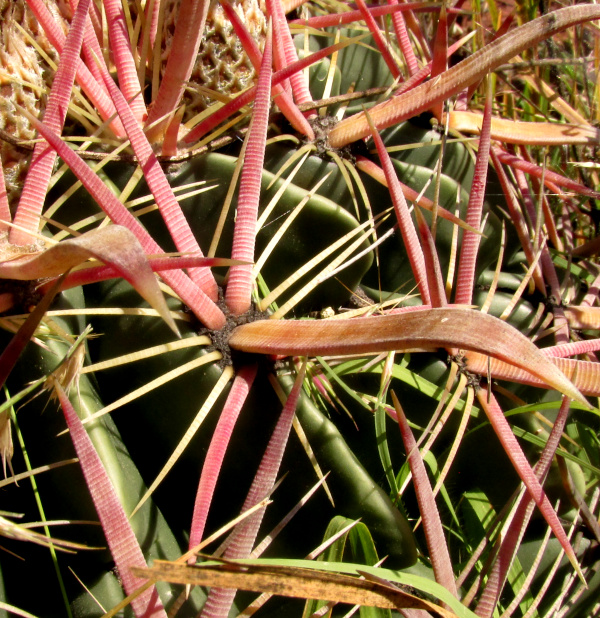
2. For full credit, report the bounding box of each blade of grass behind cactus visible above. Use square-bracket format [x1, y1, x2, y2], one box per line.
[133, 558, 470, 618]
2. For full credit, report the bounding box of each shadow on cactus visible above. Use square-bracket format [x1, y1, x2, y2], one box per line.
[1, 0, 600, 617]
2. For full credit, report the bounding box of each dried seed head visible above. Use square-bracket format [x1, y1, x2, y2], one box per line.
[159, 0, 267, 116]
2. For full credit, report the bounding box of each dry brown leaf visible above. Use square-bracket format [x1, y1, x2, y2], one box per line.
[229, 307, 589, 406]
[0, 226, 178, 335]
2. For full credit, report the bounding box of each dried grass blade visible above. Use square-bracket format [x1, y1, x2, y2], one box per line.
[447, 112, 600, 145]
[133, 559, 458, 616]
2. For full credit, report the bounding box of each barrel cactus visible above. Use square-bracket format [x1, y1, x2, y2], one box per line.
[1, 0, 600, 617]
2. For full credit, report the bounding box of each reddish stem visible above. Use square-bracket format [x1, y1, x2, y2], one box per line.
[99, 61, 219, 299]
[220, 0, 314, 139]
[188, 365, 258, 559]
[11, 0, 92, 246]
[454, 78, 493, 305]
[289, 1, 439, 29]
[369, 123, 431, 304]
[387, 0, 420, 76]
[429, 3, 448, 119]
[476, 391, 580, 577]
[103, 0, 147, 124]
[270, 0, 314, 109]
[200, 363, 306, 618]
[22, 0, 125, 137]
[24, 112, 226, 329]
[225, 30, 273, 316]
[490, 148, 546, 294]
[475, 397, 572, 617]
[393, 392, 459, 598]
[56, 383, 167, 618]
[355, 0, 401, 79]
[183, 35, 347, 144]
[493, 148, 600, 200]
